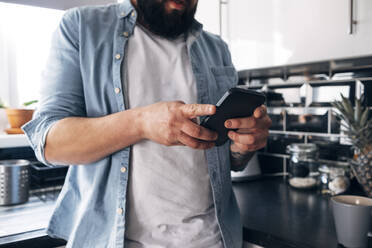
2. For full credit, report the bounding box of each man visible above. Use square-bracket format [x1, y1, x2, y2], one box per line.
[23, 0, 271, 247]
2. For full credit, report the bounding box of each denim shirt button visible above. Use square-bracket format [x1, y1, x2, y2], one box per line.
[114, 87, 121, 94]
[120, 167, 127, 173]
[115, 54, 121, 60]
[123, 32, 129, 37]
[117, 208, 123, 215]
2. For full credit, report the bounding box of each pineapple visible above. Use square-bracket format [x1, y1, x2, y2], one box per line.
[332, 94, 372, 197]
[332, 94, 372, 159]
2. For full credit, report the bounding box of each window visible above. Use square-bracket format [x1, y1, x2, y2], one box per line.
[0, 3, 64, 107]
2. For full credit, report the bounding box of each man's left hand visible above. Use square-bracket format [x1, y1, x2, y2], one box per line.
[225, 105, 272, 154]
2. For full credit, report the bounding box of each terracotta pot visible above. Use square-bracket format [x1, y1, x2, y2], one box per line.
[5, 109, 34, 129]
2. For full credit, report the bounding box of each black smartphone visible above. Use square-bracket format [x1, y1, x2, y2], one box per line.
[200, 87, 266, 146]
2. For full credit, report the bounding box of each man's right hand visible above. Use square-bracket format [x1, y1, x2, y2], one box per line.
[139, 101, 218, 150]
[44, 101, 217, 165]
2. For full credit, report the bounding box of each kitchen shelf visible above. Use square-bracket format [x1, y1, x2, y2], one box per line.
[241, 77, 372, 88]
[0, 134, 30, 148]
[267, 106, 335, 115]
[238, 55, 372, 81]
[258, 152, 349, 167]
[269, 130, 347, 138]
[257, 152, 289, 159]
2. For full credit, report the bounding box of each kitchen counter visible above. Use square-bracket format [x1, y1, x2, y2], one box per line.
[233, 176, 371, 248]
[0, 195, 54, 243]
[0, 189, 65, 248]
[1, 176, 370, 248]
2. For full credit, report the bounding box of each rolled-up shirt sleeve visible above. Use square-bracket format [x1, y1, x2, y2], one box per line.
[22, 8, 86, 165]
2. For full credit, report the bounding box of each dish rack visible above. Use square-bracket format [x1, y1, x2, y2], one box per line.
[29, 162, 68, 202]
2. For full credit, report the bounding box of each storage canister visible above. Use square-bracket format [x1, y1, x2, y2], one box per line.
[286, 143, 319, 189]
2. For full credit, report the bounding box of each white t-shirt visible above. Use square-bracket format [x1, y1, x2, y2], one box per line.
[122, 25, 223, 248]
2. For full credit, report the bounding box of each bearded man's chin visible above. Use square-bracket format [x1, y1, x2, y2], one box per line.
[136, 0, 197, 39]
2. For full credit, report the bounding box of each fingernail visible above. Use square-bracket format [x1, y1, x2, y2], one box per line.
[209, 106, 215, 113]
[225, 120, 232, 128]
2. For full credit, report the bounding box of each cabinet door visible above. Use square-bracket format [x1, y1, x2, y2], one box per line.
[228, 0, 372, 70]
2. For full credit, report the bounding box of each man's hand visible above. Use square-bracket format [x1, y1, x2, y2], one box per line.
[225, 105, 272, 167]
[140, 101, 218, 149]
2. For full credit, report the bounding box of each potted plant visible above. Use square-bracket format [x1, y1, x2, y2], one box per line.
[3, 100, 38, 134]
[332, 95, 372, 197]
[0, 98, 5, 109]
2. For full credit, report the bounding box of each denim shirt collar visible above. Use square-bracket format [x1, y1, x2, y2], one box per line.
[116, 0, 135, 19]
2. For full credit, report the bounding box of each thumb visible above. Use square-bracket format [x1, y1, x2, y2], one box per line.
[181, 104, 216, 118]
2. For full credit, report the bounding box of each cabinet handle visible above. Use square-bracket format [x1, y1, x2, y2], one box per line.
[348, 0, 357, 35]
[219, 0, 228, 37]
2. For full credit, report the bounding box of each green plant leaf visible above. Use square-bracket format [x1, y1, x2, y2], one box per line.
[355, 98, 361, 123]
[333, 102, 350, 121]
[23, 100, 38, 106]
[360, 108, 369, 126]
[0, 98, 5, 108]
[333, 94, 371, 152]
[340, 94, 354, 118]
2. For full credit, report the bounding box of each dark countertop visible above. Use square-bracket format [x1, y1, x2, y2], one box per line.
[233, 176, 371, 248]
[2, 176, 370, 248]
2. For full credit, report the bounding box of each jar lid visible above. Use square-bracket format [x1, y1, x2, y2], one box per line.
[318, 165, 331, 173]
[286, 143, 318, 153]
[0, 159, 30, 167]
[318, 165, 345, 176]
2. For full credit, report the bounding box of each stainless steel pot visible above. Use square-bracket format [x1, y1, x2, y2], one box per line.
[0, 159, 30, 206]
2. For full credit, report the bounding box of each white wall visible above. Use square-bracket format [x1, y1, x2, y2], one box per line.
[195, 0, 220, 35]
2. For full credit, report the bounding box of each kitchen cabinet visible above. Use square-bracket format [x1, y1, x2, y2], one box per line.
[220, 0, 372, 70]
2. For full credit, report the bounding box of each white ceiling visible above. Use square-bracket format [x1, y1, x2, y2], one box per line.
[0, 0, 116, 10]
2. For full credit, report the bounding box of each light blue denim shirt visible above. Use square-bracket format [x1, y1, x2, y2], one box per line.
[23, 1, 243, 247]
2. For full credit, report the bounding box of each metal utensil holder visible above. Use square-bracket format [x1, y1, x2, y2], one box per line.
[0, 160, 30, 206]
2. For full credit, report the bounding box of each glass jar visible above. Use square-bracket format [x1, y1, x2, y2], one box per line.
[318, 165, 349, 195]
[286, 143, 319, 189]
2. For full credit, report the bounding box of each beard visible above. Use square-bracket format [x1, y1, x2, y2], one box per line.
[136, 0, 197, 39]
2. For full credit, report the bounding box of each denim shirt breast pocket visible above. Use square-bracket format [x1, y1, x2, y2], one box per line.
[209, 66, 238, 105]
